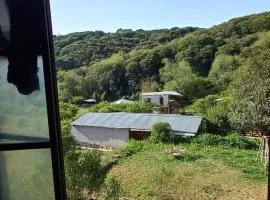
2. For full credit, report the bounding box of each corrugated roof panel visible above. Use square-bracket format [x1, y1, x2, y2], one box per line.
[72, 112, 202, 134]
[142, 91, 182, 96]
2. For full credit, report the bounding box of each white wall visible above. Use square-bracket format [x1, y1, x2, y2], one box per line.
[71, 126, 129, 148]
[142, 94, 169, 106]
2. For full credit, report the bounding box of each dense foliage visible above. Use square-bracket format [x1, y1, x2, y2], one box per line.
[150, 122, 175, 143]
[54, 27, 198, 69]
[53, 12, 270, 200]
[57, 12, 270, 134]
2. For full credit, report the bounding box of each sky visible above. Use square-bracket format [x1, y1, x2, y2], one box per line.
[51, 0, 270, 35]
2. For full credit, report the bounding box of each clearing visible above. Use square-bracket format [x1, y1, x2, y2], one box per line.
[102, 141, 267, 200]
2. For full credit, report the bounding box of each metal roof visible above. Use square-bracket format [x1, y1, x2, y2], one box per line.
[85, 99, 96, 103]
[142, 91, 182, 96]
[111, 99, 134, 105]
[72, 112, 202, 135]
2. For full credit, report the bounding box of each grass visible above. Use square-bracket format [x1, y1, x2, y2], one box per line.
[103, 141, 267, 200]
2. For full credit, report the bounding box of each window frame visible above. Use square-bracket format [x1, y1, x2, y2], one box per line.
[0, 1, 66, 199]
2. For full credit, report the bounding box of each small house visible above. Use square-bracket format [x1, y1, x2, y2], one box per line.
[141, 91, 182, 106]
[71, 112, 202, 148]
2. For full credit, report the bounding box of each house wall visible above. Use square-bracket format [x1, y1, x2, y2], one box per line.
[142, 94, 169, 106]
[71, 126, 129, 148]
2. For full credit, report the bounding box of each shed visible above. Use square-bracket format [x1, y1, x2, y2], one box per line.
[84, 99, 96, 104]
[141, 91, 182, 107]
[71, 112, 202, 148]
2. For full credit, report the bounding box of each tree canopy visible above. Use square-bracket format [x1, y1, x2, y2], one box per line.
[56, 12, 270, 133]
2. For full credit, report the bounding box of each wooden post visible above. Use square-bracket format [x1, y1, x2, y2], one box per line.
[259, 135, 269, 173]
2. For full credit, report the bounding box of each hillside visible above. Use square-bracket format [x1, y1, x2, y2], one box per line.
[57, 11, 270, 134]
[57, 12, 270, 98]
[54, 27, 198, 69]
[59, 11, 270, 199]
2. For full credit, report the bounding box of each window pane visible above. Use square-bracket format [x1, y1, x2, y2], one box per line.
[0, 149, 55, 200]
[0, 57, 49, 143]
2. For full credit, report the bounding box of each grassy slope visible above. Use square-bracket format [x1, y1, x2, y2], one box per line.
[107, 143, 267, 200]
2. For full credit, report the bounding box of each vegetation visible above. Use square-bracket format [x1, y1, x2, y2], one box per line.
[65, 149, 104, 199]
[229, 47, 270, 133]
[109, 136, 266, 200]
[149, 122, 175, 143]
[55, 12, 270, 199]
[54, 27, 198, 69]
[56, 12, 270, 134]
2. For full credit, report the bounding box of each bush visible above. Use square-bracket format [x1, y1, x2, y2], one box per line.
[226, 132, 259, 149]
[190, 94, 233, 134]
[62, 135, 74, 155]
[103, 176, 122, 200]
[124, 102, 153, 113]
[192, 133, 226, 146]
[88, 101, 154, 113]
[59, 102, 79, 120]
[150, 122, 175, 143]
[88, 101, 110, 112]
[65, 150, 104, 198]
[125, 139, 147, 156]
[98, 106, 120, 113]
[192, 133, 259, 149]
[71, 95, 85, 105]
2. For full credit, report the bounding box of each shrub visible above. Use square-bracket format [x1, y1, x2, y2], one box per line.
[197, 119, 219, 134]
[98, 106, 119, 113]
[103, 176, 122, 200]
[192, 133, 259, 149]
[88, 101, 110, 112]
[190, 95, 232, 134]
[62, 135, 74, 155]
[71, 95, 85, 105]
[125, 139, 146, 156]
[150, 122, 175, 143]
[65, 150, 104, 198]
[61, 119, 73, 136]
[192, 133, 226, 146]
[124, 102, 153, 113]
[88, 101, 154, 113]
[59, 102, 79, 120]
[226, 132, 259, 149]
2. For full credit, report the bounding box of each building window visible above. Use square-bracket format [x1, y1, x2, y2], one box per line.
[145, 97, 151, 103]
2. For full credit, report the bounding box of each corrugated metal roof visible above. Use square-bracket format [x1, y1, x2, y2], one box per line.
[85, 99, 96, 103]
[72, 112, 202, 134]
[142, 91, 182, 96]
[111, 99, 134, 105]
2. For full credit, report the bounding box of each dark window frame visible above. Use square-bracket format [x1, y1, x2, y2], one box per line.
[0, 1, 66, 199]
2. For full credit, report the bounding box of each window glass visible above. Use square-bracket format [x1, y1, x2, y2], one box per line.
[0, 56, 49, 143]
[0, 149, 55, 200]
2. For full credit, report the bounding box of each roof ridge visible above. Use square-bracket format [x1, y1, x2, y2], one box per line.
[85, 112, 201, 118]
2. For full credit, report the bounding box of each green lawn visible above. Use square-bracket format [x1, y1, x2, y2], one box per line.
[102, 142, 267, 200]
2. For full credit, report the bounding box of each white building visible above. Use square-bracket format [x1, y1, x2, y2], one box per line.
[71, 112, 202, 148]
[141, 91, 182, 106]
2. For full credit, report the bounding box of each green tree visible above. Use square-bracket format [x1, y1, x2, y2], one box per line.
[160, 59, 215, 100]
[209, 54, 241, 90]
[57, 70, 83, 103]
[150, 122, 175, 143]
[230, 47, 270, 133]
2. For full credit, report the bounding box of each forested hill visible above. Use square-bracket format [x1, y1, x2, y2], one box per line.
[54, 27, 199, 69]
[57, 11, 270, 134]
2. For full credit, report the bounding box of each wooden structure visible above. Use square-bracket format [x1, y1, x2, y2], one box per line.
[258, 135, 270, 172]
